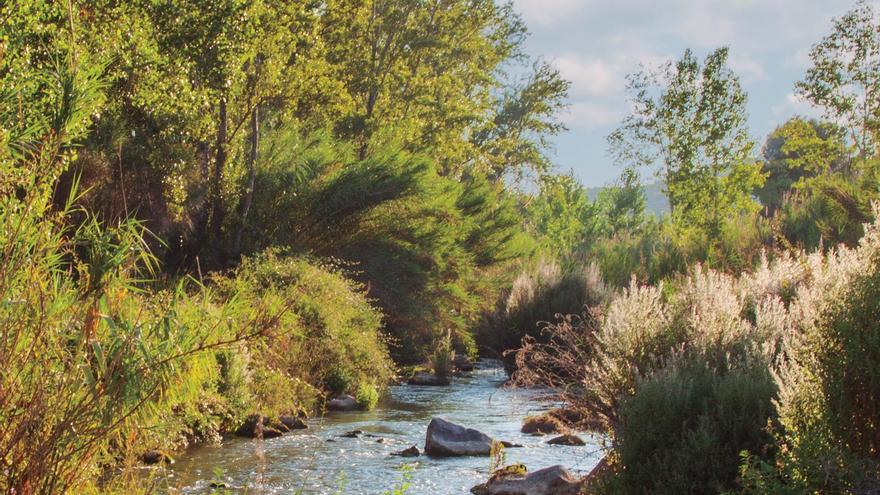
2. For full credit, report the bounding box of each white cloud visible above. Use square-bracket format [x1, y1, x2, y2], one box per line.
[673, 3, 739, 48]
[562, 102, 623, 131]
[728, 53, 767, 83]
[784, 47, 812, 71]
[552, 54, 622, 98]
[769, 92, 823, 126]
[511, 0, 588, 27]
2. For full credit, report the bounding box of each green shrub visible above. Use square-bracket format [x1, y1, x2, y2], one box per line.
[515, 254, 815, 492]
[325, 366, 354, 396]
[355, 381, 380, 410]
[763, 209, 880, 492]
[213, 250, 394, 411]
[429, 331, 456, 380]
[586, 213, 771, 288]
[215, 344, 253, 418]
[596, 360, 776, 495]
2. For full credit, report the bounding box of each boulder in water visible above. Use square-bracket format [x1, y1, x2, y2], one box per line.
[521, 414, 564, 435]
[424, 417, 494, 456]
[408, 371, 450, 386]
[470, 465, 584, 495]
[279, 414, 308, 430]
[141, 450, 173, 465]
[392, 445, 421, 457]
[327, 394, 358, 411]
[339, 430, 364, 438]
[546, 434, 586, 446]
[235, 414, 285, 439]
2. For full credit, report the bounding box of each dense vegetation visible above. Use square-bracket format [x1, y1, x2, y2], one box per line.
[3, 0, 880, 493]
[502, 3, 880, 494]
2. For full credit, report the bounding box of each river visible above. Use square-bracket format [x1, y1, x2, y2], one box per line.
[158, 360, 604, 494]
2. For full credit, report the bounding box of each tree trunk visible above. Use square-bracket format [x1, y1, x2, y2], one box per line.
[210, 96, 228, 261]
[234, 104, 259, 256]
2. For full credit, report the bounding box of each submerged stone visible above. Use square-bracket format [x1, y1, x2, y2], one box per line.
[392, 445, 421, 457]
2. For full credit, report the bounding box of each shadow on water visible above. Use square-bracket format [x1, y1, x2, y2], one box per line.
[158, 360, 604, 494]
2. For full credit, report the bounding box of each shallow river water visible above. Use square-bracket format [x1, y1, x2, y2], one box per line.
[160, 360, 604, 494]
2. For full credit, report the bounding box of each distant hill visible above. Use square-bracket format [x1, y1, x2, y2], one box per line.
[585, 182, 670, 217]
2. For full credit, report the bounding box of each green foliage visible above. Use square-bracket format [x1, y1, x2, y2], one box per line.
[609, 47, 763, 236]
[325, 366, 354, 396]
[472, 60, 571, 180]
[766, 211, 880, 492]
[775, 159, 879, 250]
[586, 213, 771, 288]
[593, 168, 648, 237]
[213, 250, 394, 411]
[383, 464, 414, 495]
[429, 331, 456, 380]
[600, 361, 776, 495]
[528, 172, 601, 254]
[515, 255, 819, 492]
[797, 0, 880, 158]
[320, 0, 530, 173]
[0, 49, 279, 491]
[757, 117, 850, 213]
[355, 381, 380, 411]
[245, 139, 533, 361]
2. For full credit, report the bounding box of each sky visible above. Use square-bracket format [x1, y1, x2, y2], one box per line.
[509, 0, 862, 187]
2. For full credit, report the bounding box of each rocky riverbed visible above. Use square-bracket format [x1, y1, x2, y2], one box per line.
[158, 360, 604, 494]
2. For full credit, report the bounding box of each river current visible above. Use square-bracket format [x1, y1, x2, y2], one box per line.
[158, 360, 604, 494]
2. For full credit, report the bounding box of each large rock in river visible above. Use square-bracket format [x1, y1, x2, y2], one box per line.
[327, 394, 358, 411]
[424, 417, 494, 456]
[235, 414, 285, 439]
[279, 414, 308, 430]
[408, 371, 450, 386]
[470, 465, 584, 495]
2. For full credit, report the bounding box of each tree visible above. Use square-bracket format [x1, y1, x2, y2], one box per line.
[320, 0, 527, 172]
[527, 172, 598, 253]
[757, 117, 849, 213]
[608, 47, 763, 236]
[797, 0, 880, 159]
[57, 0, 332, 268]
[595, 167, 647, 236]
[472, 60, 570, 182]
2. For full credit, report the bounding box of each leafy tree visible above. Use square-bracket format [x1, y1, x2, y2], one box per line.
[527, 172, 599, 254]
[797, 0, 880, 159]
[321, 0, 527, 171]
[758, 117, 849, 213]
[595, 167, 648, 236]
[472, 60, 570, 182]
[608, 47, 763, 236]
[243, 134, 533, 359]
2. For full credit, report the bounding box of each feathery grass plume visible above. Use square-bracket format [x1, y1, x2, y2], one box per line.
[480, 256, 607, 374]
